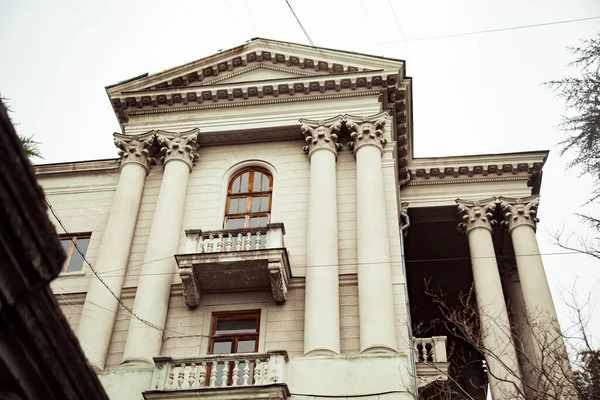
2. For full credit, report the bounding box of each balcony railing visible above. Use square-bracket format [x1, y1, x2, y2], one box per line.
[176, 223, 291, 307]
[146, 351, 289, 400]
[413, 336, 447, 363]
[413, 336, 449, 389]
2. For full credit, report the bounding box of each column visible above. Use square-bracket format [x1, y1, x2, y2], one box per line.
[300, 115, 343, 356]
[499, 196, 573, 397]
[456, 198, 523, 399]
[77, 132, 155, 370]
[346, 112, 397, 353]
[498, 258, 538, 397]
[122, 129, 199, 365]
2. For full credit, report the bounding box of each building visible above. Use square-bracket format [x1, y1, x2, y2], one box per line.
[37, 39, 566, 399]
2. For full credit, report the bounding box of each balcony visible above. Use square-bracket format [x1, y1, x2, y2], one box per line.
[414, 336, 449, 389]
[144, 351, 289, 400]
[175, 223, 291, 307]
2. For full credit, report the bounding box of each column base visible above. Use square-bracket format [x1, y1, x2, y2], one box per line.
[359, 345, 398, 355]
[303, 348, 340, 357]
[121, 357, 155, 367]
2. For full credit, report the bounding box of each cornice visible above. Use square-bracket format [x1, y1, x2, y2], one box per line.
[411, 162, 543, 180]
[34, 159, 119, 176]
[111, 72, 397, 124]
[407, 175, 529, 186]
[200, 63, 322, 86]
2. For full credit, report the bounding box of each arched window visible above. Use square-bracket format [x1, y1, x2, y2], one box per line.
[225, 168, 272, 229]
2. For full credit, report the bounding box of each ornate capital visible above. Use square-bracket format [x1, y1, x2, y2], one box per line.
[456, 197, 498, 234]
[156, 128, 200, 171]
[299, 115, 344, 160]
[498, 195, 540, 232]
[346, 112, 389, 155]
[113, 132, 156, 173]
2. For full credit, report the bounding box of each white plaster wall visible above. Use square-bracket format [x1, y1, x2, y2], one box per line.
[40, 172, 119, 295]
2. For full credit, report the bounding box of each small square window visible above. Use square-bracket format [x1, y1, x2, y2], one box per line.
[59, 234, 91, 273]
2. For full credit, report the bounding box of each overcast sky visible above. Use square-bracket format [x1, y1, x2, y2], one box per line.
[1, 0, 599, 350]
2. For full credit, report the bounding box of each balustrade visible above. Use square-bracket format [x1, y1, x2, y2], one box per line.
[185, 223, 285, 255]
[152, 351, 288, 392]
[413, 336, 447, 363]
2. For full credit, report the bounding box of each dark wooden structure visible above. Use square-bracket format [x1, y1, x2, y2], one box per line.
[0, 101, 108, 399]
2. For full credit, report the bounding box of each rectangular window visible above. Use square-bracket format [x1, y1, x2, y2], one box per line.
[208, 311, 260, 386]
[59, 234, 91, 273]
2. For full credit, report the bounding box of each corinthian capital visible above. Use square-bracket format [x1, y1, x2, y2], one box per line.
[113, 132, 156, 173]
[456, 197, 498, 234]
[156, 128, 200, 171]
[498, 195, 540, 232]
[299, 115, 344, 160]
[345, 112, 389, 155]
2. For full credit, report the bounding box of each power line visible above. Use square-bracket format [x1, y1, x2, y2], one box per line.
[386, 0, 408, 57]
[45, 197, 178, 336]
[284, 0, 316, 47]
[378, 15, 600, 44]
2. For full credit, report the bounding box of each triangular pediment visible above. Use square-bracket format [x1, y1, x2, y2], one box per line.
[107, 38, 405, 95]
[198, 63, 321, 86]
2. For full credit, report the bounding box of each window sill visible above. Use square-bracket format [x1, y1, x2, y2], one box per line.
[57, 270, 87, 278]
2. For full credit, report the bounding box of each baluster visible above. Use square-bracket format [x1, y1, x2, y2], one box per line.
[188, 363, 196, 388]
[177, 363, 186, 389]
[242, 360, 250, 386]
[254, 232, 261, 250]
[168, 365, 175, 389]
[216, 233, 224, 251]
[207, 235, 214, 252]
[429, 344, 436, 362]
[262, 358, 270, 383]
[226, 233, 233, 251]
[231, 360, 240, 386]
[245, 232, 252, 250]
[236, 233, 243, 250]
[209, 362, 218, 387]
[198, 238, 204, 253]
[419, 343, 426, 362]
[198, 362, 207, 387]
[253, 359, 261, 385]
[220, 361, 229, 387]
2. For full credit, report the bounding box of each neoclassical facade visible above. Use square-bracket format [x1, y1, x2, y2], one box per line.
[37, 39, 567, 400]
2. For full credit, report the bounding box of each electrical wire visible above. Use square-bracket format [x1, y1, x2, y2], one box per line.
[386, 0, 409, 58]
[284, 0, 316, 47]
[378, 15, 600, 44]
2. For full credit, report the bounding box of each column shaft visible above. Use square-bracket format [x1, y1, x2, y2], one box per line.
[304, 150, 340, 355]
[467, 229, 523, 399]
[77, 133, 153, 369]
[347, 113, 397, 353]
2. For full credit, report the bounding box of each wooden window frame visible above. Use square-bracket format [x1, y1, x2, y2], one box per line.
[208, 311, 261, 355]
[59, 233, 91, 273]
[224, 168, 273, 229]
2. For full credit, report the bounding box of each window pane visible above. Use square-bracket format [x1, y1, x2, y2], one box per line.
[241, 173, 249, 191]
[60, 238, 72, 255]
[226, 218, 244, 229]
[231, 177, 241, 193]
[66, 237, 89, 272]
[258, 217, 268, 227]
[262, 175, 270, 191]
[260, 196, 269, 212]
[238, 198, 247, 213]
[252, 172, 262, 192]
[237, 340, 256, 353]
[215, 318, 257, 334]
[229, 198, 238, 213]
[212, 340, 233, 354]
[251, 197, 260, 212]
[249, 217, 259, 228]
